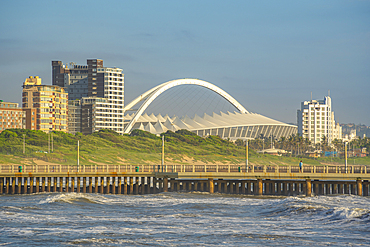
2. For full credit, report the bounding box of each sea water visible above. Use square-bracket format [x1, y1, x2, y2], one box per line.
[0, 192, 369, 246]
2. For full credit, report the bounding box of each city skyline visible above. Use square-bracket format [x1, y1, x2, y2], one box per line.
[0, 1, 369, 125]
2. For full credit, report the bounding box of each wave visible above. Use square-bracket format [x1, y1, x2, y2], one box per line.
[258, 195, 370, 224]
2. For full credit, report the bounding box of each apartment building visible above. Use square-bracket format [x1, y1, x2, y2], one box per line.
[22, 76, 68, 133]
[54, 59, 124, 135]
[0, 101, 25, 133]
[297, 95, 342, 145]
[52, 61, 88, 100]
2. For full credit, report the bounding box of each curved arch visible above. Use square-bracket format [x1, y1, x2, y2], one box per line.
[124, 78, 248, 134]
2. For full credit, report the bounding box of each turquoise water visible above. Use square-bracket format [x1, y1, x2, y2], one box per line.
[0, 193, 369, 246]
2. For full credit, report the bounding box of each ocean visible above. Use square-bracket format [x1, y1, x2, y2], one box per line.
[0, 192, 369, 246]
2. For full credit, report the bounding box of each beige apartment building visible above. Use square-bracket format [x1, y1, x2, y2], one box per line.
[0, 101, 25, 133]
[22, 76, 68, 133]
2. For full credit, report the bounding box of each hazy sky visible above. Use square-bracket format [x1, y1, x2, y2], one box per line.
[0, 0, 369, 125]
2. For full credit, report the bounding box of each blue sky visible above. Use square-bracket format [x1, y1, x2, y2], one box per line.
[0, 0, 369, 125]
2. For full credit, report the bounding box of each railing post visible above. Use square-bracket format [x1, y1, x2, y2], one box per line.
[228, 164, 230, 173]
[216, 164, 218, 173]
[313, 166, 316, 173]
[83, 165, 85, 173]
[193, 165, 195, 173]
[352, 166, 354, 174]
[205, 165, 207, 173]
[263, 165, 267, 173]
[288, 166, 291, 173]
[252, 165, 254, 173]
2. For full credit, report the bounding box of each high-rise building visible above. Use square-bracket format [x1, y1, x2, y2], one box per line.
[297, 95, 342, 145]
[0, 101, 25, 133]
[68, 99, 81, 134]
[52, 61, 89, 100]
[22, 76, 68, 133]
[54, 59, 125, 134]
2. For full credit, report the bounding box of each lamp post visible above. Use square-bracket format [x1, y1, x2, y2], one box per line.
[245, 140, 249, 172]
[344, 141, 348, 173]
[77, 140, 80, 172]
[23, 134, 25, 154]
[161, 135, 164, 173]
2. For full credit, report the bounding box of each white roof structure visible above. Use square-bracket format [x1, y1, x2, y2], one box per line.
[123, 78, 297, 140]
[125, 111, 297, 140]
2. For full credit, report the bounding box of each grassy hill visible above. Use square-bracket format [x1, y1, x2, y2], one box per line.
[0, 128, 369, 167]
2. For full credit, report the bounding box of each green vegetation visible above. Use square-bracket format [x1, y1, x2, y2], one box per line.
[0, 129, 369, 167]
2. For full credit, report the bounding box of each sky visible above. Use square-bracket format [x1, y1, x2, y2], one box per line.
[0, 0, 369, 125]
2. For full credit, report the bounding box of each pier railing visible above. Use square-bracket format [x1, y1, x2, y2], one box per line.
[0, 164, 368, 175]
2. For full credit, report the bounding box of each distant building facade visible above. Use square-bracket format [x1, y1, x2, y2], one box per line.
[68, 99, 81, 134]
[52, 61, 89, 100]
[0, 101, 25, 133]
[22, 76, 68, 133]
[297, 96, 342, 145]
[53, 59, 125, 135]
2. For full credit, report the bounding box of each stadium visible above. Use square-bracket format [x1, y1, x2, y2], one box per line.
[123, 79, 297, 140]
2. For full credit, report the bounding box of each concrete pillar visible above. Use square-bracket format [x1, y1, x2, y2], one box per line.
[118, 177, 122, 194]
[72, 177, 75, 193]
[88, 177, 93, 193]
[265, 182, 270, 195]
[289, 182, 294, 195]
[24, 178, 28, 194]
[209, 179, 214, 194]
[314, 182, 319, 196]
[163, 177, 168, 192]
[0, 177, 3, 194]
[333, 184, 338, 194]
[192, 181, 196, 191]
[100, 177, 104, 194]
[351, 183, 356, 195]
[135, 177, 139, 195]
[30, 177, 34, 194]
[58, 177, 62, 192]
[0, 177, 4, 194]
[18, 178, 22, 194]
[200, 182, 204, 192]
[106, 177, 110, 194]
[147, 177, 151, 194]
[363, 182, 369, 196]
[11, 178, 15, 194]
[36, 177, 40, 193]
[54, 177, 57, 192]
[47, 177, 51, 192]
[77, 177, 81, 193]
[83, 177, 86, 193]
[257, 179, 263, 196]
[124, 177, 128, 194]
[339, 183, 344, 194]
[357, 180, 363, 196]
[5, 178, 9, 194]
[41, 177, 46, 192]
[129, 177, 134, 194]
[217, 181, 222, 193]
[284, 182, 289, 195]
[306, 179, 312, 197]
[64, 178, 68, 193]
[241, 181, 246, 194]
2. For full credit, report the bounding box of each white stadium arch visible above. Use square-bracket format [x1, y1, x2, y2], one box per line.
[123, 79, 249, 134]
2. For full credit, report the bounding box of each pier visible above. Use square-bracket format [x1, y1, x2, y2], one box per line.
[0, 164, 369, 196]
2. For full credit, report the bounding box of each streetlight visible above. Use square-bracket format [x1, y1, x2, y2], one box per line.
[245, 140, 249, 172]
[23, 134, 25, 154]
[161, 135, 164, 172]
[344, 141, 348, 173]
[77, 140, 80, 172]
